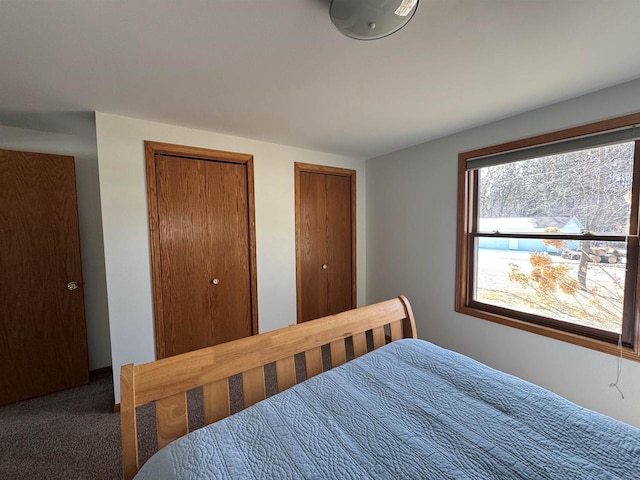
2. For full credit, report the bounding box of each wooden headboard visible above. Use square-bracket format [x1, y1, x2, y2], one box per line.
[120, 296, 417, 479]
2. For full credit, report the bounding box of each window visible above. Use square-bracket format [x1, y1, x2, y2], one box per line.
[456, 114, 640, 360]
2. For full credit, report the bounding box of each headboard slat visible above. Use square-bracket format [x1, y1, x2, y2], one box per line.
[389, 320, 403, 342]
[372, 325, 386, 349]
[352, 332, 368, 358]
[275, 356, 296, 391]
[242, 366, 266, 408]
[330, 339, 347, 367]
[156, 391, 188, 449]
[203, 379, 230, 426]
[304, 346, 323, 378]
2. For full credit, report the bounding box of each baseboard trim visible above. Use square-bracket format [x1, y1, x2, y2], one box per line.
[113, 403, 121, 413]
[89, 365, 113, 379]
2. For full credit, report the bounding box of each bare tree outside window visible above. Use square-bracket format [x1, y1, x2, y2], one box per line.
[474, 142, 634, 334]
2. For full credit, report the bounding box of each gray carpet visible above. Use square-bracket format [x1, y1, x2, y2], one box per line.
[0, 373, 122, 479]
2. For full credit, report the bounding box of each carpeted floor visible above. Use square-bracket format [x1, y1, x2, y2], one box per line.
[0, 344, 349, 479]
[0, 373, 122, 479]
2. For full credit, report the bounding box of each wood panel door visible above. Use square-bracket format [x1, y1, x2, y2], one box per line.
[145, 142, 257, 359]
[296, 163, 356, 323]
[0, 149, 88, 405]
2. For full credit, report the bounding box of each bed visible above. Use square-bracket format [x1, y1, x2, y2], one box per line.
[120, 296, 640, 479]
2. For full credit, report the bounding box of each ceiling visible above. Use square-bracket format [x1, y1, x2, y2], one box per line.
[2, 0, 640, 158]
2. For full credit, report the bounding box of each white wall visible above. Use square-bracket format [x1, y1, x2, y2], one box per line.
[0, 113, 112, 370]
[367, 78, 640, 427]
[95, 112, 366, 402]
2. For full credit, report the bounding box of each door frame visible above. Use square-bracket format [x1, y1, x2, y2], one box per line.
[144, 141, 258, 359]
[294, 162, 357, 324]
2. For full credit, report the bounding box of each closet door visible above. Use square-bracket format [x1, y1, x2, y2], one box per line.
[296, 163, 356, 323]
[0, 149, 88, 405]
[146, 143, 257, 358]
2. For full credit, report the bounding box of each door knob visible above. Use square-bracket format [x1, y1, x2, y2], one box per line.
[67, 281, 79, 291]
[322, 264, 328, 270]
[211, 278, 220, 285]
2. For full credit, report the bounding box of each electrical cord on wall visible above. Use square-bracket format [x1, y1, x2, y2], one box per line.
[609, 334, 625, 399]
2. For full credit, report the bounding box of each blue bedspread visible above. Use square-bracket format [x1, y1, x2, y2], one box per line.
[136, 339, 640, 479]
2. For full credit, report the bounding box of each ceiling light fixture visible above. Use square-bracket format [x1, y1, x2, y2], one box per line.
[329, 0, 419, 40]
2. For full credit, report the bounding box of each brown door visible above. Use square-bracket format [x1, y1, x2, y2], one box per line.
[296, 163, 356, 323]
[146, 142, 257, 358]
[0, 149, 89, 405]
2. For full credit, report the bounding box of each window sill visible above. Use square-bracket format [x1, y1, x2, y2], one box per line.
[455, 305, 640, 362]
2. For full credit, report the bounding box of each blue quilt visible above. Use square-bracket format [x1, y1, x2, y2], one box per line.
[136, 339, 640, 479]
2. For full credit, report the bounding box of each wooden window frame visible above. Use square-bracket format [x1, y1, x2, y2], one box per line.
[455, 113, 640, 361]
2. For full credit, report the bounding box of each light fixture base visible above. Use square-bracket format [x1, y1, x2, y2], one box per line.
[329, 0, 419, 41]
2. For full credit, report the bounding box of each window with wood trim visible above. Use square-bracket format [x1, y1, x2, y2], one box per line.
[456, 114, 640, 360]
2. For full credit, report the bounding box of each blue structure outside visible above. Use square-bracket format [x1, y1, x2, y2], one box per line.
[478, 217, 584, 253]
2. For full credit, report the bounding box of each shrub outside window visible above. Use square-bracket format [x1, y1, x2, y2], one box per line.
[456, 114, 640, 359]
